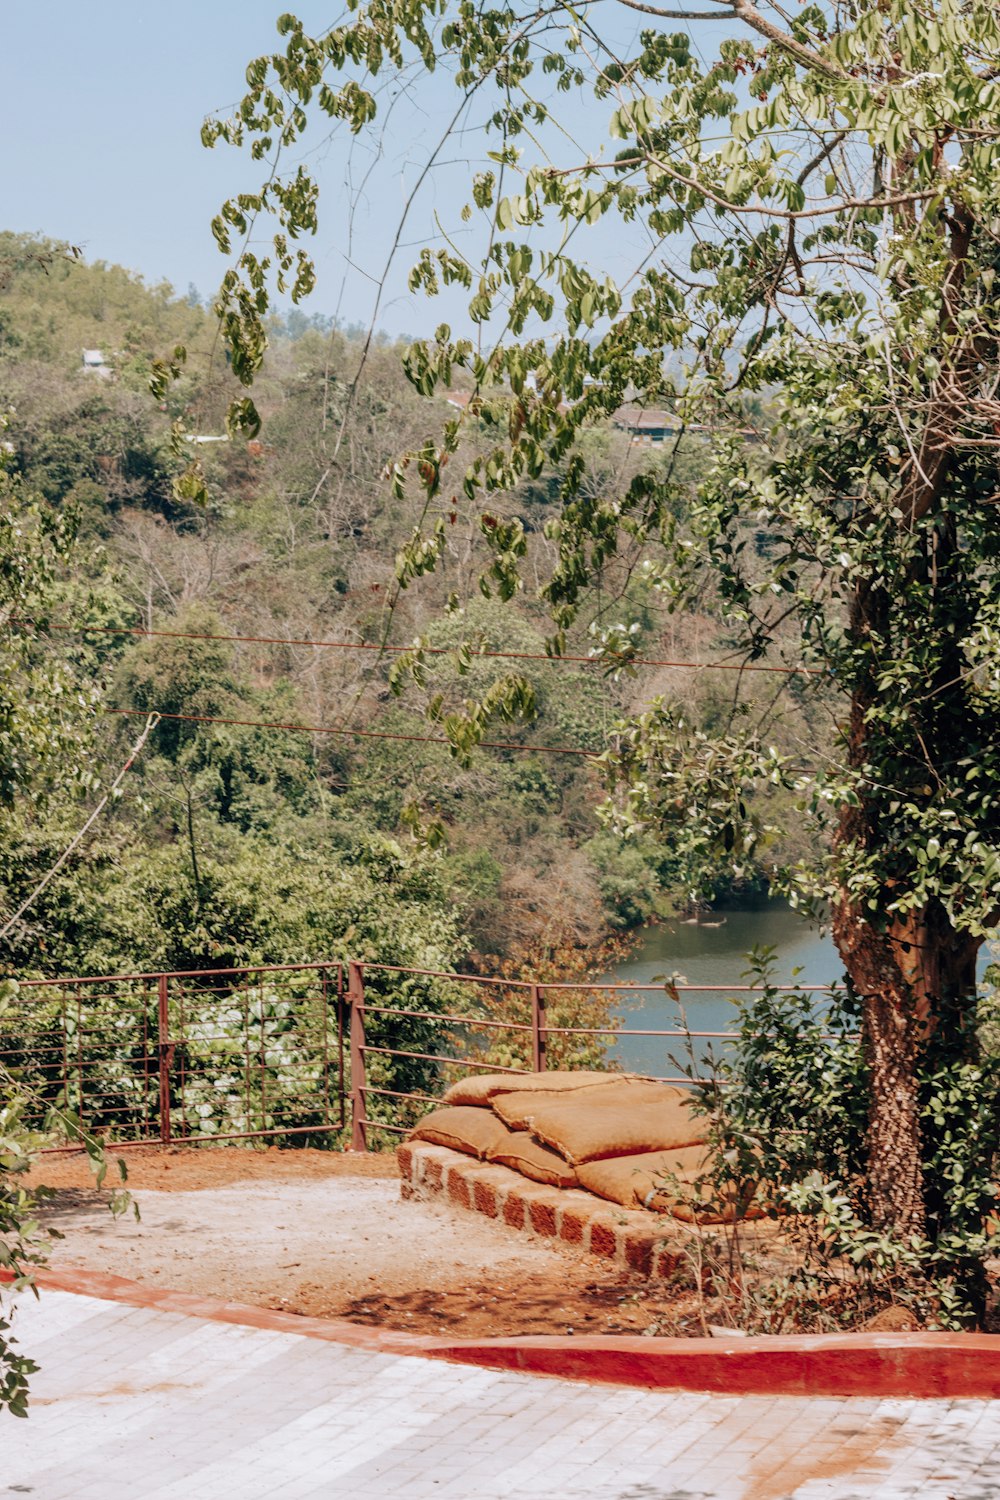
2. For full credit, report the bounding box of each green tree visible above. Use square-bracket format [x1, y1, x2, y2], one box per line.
[0, 464, 132, 1411]
[0, 471, 94, 815]
[201, 2, 1000, 1305]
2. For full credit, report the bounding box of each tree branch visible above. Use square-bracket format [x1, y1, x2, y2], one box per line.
[0, 713, 161, 945]
[615, 0, 850, 79]
[615, 0, 735, 16]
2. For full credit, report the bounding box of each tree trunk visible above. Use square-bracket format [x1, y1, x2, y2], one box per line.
[834, 553, 980, 1238]
[832, 895, 979, 1238]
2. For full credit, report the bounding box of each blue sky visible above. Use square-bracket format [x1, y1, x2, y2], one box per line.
[6, 5, 330, 302]
[5, 3, 736, 340]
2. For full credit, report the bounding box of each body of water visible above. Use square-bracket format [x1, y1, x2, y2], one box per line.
[599, 905, 997, 1078]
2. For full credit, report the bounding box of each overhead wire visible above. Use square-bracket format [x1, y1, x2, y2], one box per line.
[13, 618, 824, 677]
[105, 707, 601, 758]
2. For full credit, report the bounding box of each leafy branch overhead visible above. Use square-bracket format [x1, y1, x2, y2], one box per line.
[201, 0, 1000, 1272]
[201, 0, 1000, 923]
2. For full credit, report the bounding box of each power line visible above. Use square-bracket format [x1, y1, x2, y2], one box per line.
[14, 618, 823, 677]
[105, 708, 601, 758]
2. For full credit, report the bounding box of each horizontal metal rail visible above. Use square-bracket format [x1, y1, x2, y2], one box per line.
[360, 1044, 531, 1074]
[5, 954, 844, 1155]
[364, 1085, 441, 1105]
[38, 1121, 346, 1156]
[538, 981, 836, 992]
[339, 959, 838, 995]
[18, 959, 338, 988]
[543, 1024, 741, 1039]
[362, 1001, 534, 1033]
[360, 962, 536, 990]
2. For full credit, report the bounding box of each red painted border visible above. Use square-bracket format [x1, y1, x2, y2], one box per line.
[427, 1331, 1000, 1399]
[2, 1265, 428, 1358]
[5, 1265, 1000, 1397]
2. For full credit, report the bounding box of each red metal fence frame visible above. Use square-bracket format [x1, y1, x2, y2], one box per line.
[12, 962, 345, 1150]
[9, 960, 836, 1152]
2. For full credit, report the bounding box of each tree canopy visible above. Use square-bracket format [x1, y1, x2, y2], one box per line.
[200, 0, 1000, 1301]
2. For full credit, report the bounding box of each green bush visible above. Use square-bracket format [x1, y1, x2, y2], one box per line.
[694, 951, 1000, 1329]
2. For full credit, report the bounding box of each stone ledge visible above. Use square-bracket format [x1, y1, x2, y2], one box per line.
[398, 1141, 682, 1278]
[12, 1264, 1000, 1397]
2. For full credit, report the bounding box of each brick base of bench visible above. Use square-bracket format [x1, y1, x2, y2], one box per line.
[397, 1142, 682, 1278]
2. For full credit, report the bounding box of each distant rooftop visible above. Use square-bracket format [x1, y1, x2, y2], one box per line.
[441, 391, 745, 442]
[612, 406, 692, 442]
[81, 348, 111, 376]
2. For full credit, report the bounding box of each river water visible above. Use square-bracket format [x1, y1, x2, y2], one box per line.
[599, 905, 997, 1077]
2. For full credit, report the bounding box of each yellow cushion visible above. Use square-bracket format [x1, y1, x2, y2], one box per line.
[576, 1146, 713, 1209]
[522, 1082, 707, 1166]
[487, 1131, 578, 1188]
[442, 1069, 620, 1107]
[492, 1076, 656, 1131]
[577, 1147, 765, 1222]
[409, 1105, 510, 1159]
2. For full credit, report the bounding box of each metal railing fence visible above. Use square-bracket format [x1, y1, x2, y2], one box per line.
[5, 960, 836, 1151]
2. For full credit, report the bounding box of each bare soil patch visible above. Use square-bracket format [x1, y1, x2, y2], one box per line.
[29, 1146, 702, 1339]
[26, 1144, 399, 1192]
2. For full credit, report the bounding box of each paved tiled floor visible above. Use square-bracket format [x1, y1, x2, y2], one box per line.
[4, 1289, 1000, 1499]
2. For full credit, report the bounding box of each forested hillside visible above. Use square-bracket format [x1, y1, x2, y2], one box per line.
[0, 233, 828, 982]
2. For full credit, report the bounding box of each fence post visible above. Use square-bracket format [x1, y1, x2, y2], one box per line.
[336, 963, 347, 1130]
[157, 974, 172, 1145]
[531, 984, 546, 1073]
[348, 961, 368, 1151]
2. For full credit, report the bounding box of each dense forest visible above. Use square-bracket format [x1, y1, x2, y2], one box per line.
[0, 232, 829, 987]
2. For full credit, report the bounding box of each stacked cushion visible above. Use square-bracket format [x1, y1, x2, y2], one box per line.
[576, 1145, 713, 1210]
[410, 1105, 511, 1159]
[441, 1069, 620, 1107]
[487, 1132, 579, 1188]
[577, 1147, 759, 1223]
[494, 1079, 702, 1161]
[408, 1069, 740, 1222]
[410, 1104, 581, 1186]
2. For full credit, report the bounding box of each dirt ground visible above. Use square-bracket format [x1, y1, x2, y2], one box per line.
[26, 1146, 707, 1339]
[26, 1144, 400, 1193]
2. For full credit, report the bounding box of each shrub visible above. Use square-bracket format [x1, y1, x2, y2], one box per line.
[682, 950, 1000, 1330]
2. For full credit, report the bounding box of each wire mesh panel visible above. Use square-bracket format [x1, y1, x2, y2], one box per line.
[7, 977, 160, 1142]
[163, 965, 341, 1145]
[13, 964, 344, 1148]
